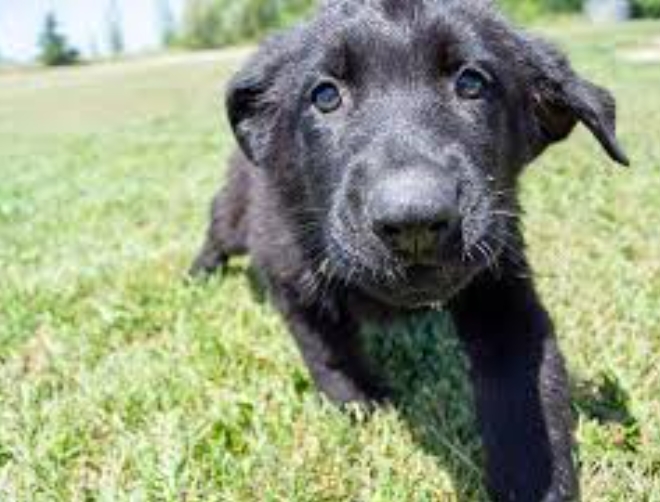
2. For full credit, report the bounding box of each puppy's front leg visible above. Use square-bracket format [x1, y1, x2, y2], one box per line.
[449, 272, 578, 502]
[269, 280, 387, 407]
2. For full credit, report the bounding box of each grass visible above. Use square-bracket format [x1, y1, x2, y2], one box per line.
[1, 21, 659, 502]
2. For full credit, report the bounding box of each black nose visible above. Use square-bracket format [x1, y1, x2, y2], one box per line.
[373, 210, 460, 262]
[370, 172, 461, 263]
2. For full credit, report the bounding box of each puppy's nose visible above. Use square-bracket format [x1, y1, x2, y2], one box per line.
[373, 210, 460, 262]
[370, 172, 461, 263]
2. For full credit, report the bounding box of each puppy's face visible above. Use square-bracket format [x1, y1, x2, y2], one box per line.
[228, 0, 628, 309]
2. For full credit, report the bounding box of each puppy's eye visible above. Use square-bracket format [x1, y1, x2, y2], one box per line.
[311, 81, 342, 113]
[455, 68, 491, 100]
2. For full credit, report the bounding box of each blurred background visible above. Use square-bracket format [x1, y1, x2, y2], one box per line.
[0, 0, 659, 67]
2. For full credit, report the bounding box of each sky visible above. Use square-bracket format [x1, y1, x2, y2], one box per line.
[0, 0, 186, 62]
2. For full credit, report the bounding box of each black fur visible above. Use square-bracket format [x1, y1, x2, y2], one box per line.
[191, 1, 628, 500]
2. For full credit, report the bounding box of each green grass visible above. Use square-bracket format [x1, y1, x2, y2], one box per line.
[1, 21, 659, 501]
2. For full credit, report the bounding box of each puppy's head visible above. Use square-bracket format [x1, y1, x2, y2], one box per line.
[227, 0, 628, 309]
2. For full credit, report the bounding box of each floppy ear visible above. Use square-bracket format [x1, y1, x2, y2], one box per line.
[525, 37, 630, 166]
[226, 37, 290, 165]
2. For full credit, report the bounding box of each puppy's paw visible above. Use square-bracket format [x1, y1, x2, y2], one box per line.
[187, 253, 227, 281]
[319, 375, 393, 416]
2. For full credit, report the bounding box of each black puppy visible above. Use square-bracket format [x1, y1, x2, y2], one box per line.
[191, 1, 629, 500]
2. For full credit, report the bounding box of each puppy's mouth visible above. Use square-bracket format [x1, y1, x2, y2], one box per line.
[324, 234, 481, 309]
[360, 262, 479, 309]
[324, 216, 509, 309]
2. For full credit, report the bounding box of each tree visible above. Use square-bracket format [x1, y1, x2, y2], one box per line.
[181, 0, 224, 49]
[180, 0, 314, 49]
[38, 12, 80, 66]
[157, 0, 177, 47]
[107, 0, 125, 56]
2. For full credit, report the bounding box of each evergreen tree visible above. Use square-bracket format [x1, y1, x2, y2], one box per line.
[38, 12, 80, 66]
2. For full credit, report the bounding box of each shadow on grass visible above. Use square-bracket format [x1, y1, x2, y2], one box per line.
[573, 371, 636, 428]
[233, 270, 486, 499]
[227, 266, 487, 498]
[362, 312, 489, 502]
[572, 370, 640, 454]
[362, 313, 640, 501]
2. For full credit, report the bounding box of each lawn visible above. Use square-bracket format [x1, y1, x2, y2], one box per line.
[1, 21, 659, 502]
